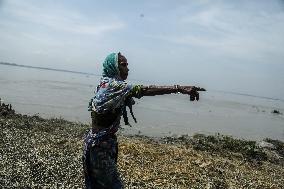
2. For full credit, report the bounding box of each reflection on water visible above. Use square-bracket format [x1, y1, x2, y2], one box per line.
[1, 64, 283, 141]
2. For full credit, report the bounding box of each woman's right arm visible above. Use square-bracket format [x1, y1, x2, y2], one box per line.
[131, 85, 205, 101]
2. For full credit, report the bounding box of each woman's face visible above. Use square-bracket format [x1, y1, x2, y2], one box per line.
[118, 54, 129, 80]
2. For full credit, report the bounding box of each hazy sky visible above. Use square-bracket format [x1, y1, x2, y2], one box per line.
[1, 0, 284, 99]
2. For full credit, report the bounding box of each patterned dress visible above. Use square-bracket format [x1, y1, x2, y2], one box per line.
[83, 53, 142, 189]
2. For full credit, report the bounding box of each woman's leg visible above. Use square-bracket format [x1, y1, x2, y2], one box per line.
[88, 136, 123, 189]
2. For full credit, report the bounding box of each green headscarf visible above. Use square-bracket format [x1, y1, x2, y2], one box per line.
[102, 53, 119, 78]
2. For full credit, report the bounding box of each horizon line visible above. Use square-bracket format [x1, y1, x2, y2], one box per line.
[1, 61, 283, 102]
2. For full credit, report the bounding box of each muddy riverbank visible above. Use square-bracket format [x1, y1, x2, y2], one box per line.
[1, 102, 283, 188]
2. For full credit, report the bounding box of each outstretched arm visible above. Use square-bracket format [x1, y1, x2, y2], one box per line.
[141, 85, 178, 96]
[140, 85, 206, 101]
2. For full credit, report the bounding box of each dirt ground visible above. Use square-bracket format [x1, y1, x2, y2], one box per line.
[1, 103, 283, 188]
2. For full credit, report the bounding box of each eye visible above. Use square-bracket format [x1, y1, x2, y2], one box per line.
[120, 62, 128, 67]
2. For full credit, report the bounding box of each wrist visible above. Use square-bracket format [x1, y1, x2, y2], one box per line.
[174, 85, 180, 93]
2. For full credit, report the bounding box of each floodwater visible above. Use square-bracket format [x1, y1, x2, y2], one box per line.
[1, 64, 284, 141]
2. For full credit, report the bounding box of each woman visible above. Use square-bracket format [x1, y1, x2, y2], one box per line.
[83, 52, 204, 188]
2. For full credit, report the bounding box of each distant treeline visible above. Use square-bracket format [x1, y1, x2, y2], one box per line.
[0, 61, 98, 76]
[1, 62, 283, 102]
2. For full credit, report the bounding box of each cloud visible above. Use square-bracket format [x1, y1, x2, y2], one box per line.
[0, 0, 127, 68]
[2, 0, 125, 36]
[146, 1, 284, 64]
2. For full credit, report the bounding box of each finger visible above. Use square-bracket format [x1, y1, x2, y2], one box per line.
[196, 92, 199, 101]
[195, 87, 206, 91]
[190, 94, 195, 101]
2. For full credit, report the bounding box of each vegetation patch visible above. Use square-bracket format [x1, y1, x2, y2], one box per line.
[1, 101, 283, 188]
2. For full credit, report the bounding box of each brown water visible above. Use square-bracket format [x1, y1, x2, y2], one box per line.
[1, 64, 284, 141]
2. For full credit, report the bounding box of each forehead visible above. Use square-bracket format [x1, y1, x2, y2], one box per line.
[118, 54, 127, 62]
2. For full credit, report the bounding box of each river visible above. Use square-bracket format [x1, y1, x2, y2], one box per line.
[1, 64, 283, 141]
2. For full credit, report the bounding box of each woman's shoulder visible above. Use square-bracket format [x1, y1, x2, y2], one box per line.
[97, 77, 131, 92]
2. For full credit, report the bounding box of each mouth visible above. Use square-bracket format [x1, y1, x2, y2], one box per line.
[123, 73, 128, 79]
